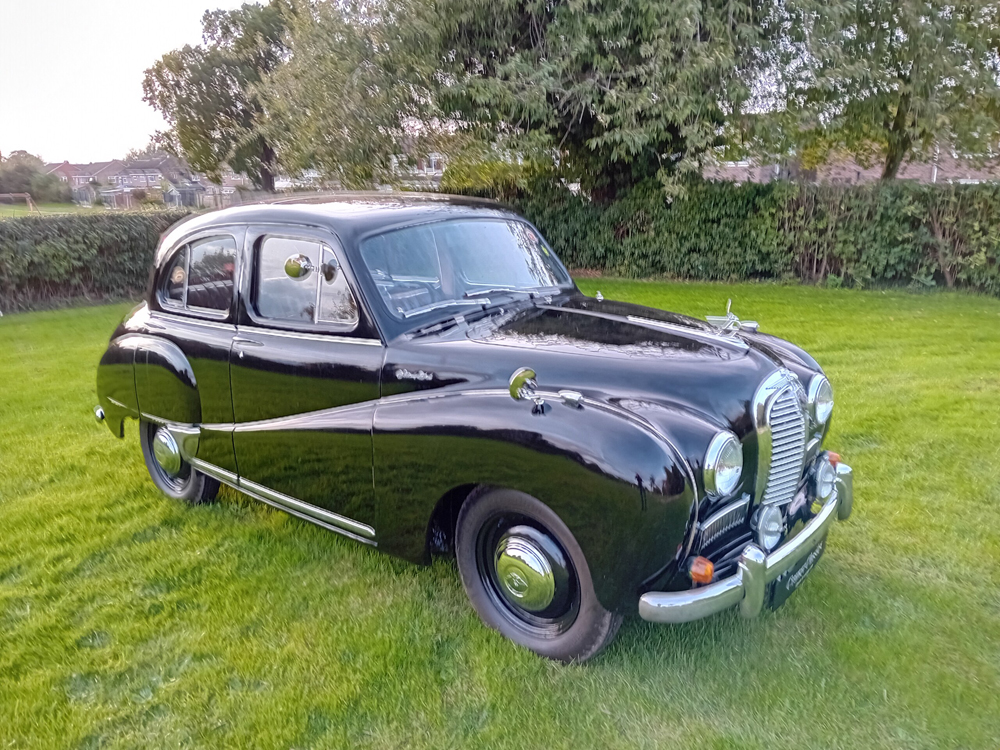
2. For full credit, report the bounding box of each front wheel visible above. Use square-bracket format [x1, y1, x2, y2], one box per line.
[139, 421, 219, 504]
[455, 488, 621, 662]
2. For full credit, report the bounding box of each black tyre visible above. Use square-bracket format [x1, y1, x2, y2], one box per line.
[455, 488, 622, 662]
[139, 421, 219, 504]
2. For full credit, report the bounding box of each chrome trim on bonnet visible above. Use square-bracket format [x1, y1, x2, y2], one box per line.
[639, 462, 853, 624]
[626, 315, 749, 352]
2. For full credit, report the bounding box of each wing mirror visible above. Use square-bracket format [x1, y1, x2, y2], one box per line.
[284, 254, 315, 280]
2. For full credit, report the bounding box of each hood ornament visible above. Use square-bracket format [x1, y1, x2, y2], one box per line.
[706, 299, 759, 334]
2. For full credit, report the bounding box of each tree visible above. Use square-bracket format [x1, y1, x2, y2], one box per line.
[259, 0, 444, 188]
[143, 1, 289, 191]
[123, 135, 174, 164]
[436, 0, 788, 199]
[784, 0, 1000, 179]
[0, 151, 69, 202]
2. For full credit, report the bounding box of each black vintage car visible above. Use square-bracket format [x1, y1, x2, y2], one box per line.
[95, 194, 853, 662]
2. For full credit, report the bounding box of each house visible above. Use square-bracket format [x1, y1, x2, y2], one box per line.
[44, 161, 81, 183]
[390, 151, 447, 190]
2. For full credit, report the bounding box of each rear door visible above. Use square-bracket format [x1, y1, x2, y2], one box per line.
[230, 225, 384, 539]
[140, 229, 244, 475]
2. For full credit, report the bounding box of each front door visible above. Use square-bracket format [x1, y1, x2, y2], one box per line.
[230, 225, 384, 539]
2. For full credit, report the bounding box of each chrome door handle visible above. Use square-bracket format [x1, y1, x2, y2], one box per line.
[233, 336, 263, 359]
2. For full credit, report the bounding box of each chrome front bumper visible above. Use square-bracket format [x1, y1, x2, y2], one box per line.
[639, 462, 853, 624]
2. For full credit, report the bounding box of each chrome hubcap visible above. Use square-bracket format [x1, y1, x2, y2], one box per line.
[494, 533, 556, 612]
[152, 428, 182, 477]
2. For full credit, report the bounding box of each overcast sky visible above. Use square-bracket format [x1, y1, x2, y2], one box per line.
[0, 0, 256, 164]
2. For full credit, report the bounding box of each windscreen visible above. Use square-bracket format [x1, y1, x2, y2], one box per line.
[359, 219, 572, 319]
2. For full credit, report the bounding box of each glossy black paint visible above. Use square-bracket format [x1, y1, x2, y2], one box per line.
[95, 194, 828, 614]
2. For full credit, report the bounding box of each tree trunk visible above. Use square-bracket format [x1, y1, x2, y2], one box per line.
[259, 138, 276, 193]
[881, 93, 912, 180]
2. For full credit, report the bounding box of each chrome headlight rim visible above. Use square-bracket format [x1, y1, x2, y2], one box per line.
[807, 374, 834, 427]
[703, 431, 744, 499]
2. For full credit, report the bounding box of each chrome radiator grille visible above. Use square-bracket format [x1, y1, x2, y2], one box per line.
[760, 384, 807, 505]
[698, 496, 750, 549]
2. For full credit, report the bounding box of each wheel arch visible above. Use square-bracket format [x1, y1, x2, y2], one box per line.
[373, 390, 700, 613]
[426, 483, 482, 561]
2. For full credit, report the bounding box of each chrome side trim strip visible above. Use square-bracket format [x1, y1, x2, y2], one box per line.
[236, 324, 382, 346]
[626, 315, 750, 352]
[188, 457, 239, 486]
[239, 478, 376, 540]
[149, 311, 236, 331]
[185, 457, 377, 546]
[239, 485, 377, 546]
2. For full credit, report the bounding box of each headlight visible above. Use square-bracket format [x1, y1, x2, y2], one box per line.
[807, 375, 834, 426]
[816, 459, 836, 501]
[704, 431, 743, 498]
[755, 505, 784, 551]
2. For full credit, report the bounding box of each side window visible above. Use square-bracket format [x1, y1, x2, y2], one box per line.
[256, 237, 319, 322]
[162, 247, 187, 306]
[187, 237, 237, 311]
[318, 246, 359, 325]
[158, 235, 237, 316]
[255, 236, 359, 329]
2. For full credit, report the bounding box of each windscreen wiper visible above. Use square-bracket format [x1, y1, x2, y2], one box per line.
[401, 299, 483, 318]
[463, 287, 532, 299]
[526, 285, 564, 297]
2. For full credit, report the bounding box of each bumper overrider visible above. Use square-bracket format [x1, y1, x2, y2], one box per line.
[639, 462, 854, 624]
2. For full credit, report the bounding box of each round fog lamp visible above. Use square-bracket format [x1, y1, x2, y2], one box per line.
[755, 505, 784, 551]
[816, 460, 836, 501]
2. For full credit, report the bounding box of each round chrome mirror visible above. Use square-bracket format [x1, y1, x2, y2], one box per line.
[508, 367, 537, 401]
[320, 261, 339, 284]
[284, 253, 315, 280]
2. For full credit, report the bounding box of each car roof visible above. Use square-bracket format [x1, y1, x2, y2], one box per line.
[155, 192, 519, 266]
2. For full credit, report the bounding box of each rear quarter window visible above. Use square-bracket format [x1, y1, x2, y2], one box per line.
[157, 235, 237, 317]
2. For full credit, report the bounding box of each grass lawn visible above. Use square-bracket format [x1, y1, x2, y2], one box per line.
[0, 202, 95, 219]
[1, 280, 999, 749]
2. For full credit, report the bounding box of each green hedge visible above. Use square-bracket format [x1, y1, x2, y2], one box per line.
[0, 210, 192, 312]
[444, 170, 1000, 294]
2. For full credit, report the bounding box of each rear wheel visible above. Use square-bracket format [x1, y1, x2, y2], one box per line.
[139, 421, 219, 504]
[455, 488, 621, 662]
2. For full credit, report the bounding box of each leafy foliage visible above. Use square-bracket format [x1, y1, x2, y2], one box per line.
[0, 151, 71, 203]
[260, 0, 443, 188]
[449, 171, 1000, 293]
[436, 0, 787, 199]
[142, 2, 288, 190]
[0, 211, 191, 312]
[779, 0, 1000, 178]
